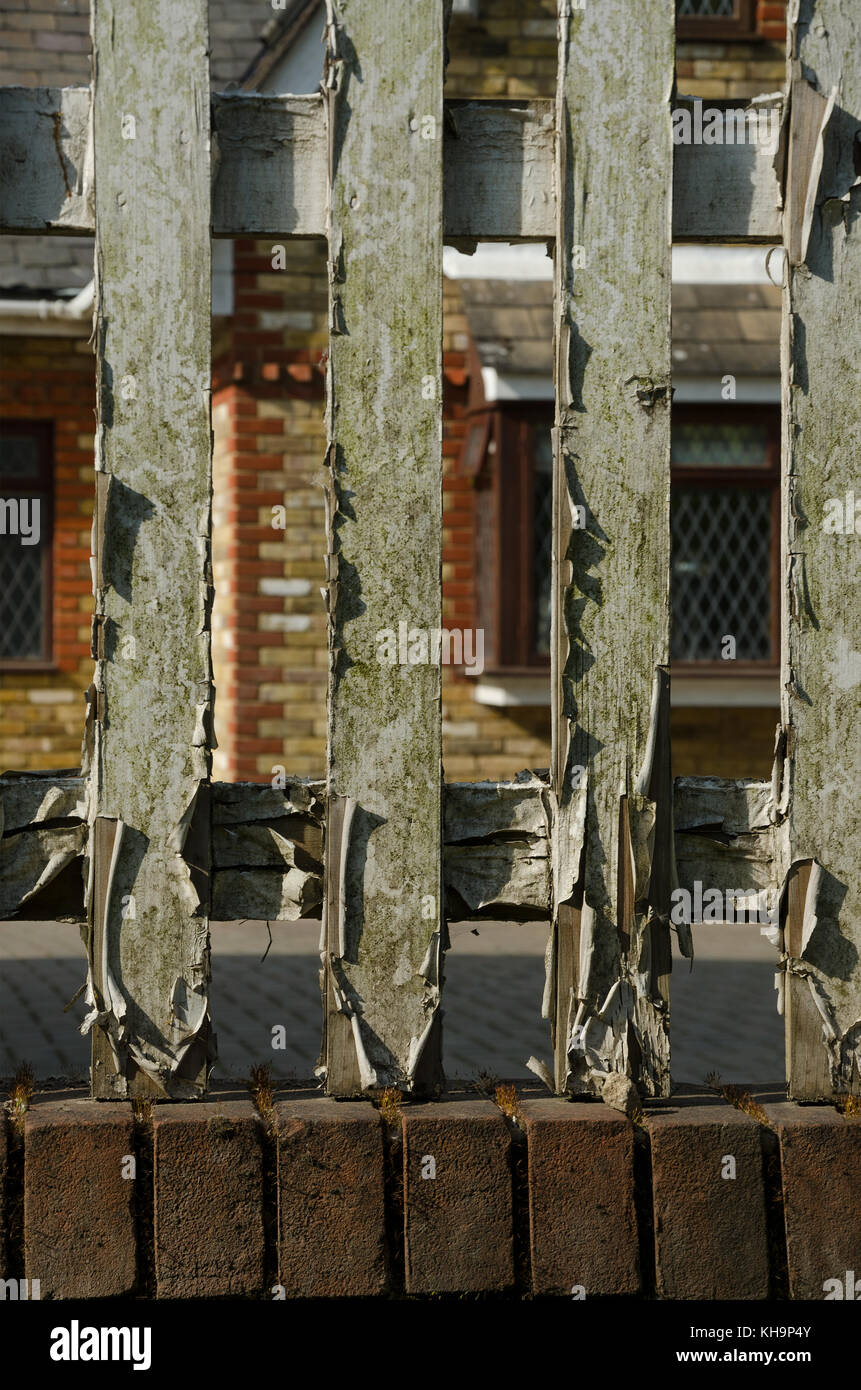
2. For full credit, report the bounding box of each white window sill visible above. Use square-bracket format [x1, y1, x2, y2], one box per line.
[470, 673, 780, 708]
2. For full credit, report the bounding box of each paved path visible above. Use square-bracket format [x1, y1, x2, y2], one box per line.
[0, 919, 784, 1088]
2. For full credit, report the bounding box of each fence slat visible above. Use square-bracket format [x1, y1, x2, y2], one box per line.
[548, 0, 676, 1100]
[85, 0, 214, 1098]
[321, 1, 444, 1095]
[780, 0, 861, 1099]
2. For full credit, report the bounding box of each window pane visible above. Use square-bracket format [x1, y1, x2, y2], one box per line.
[1, 435, 42, 483]
[533, 430, 552, 658]
[0, 533, 45, 660]
[671, 486, 772, 661]
[672, 420, 769, 468]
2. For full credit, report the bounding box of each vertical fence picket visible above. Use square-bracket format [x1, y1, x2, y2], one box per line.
[548, 0, 676, 1100]
[86, 0, 214, 1098]
[780, 0, 861, 1099]
[321, 1, 445, 1095]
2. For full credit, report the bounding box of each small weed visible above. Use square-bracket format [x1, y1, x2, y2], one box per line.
[249, 1062, 276, 1131]
[132, 1096, 153, 1125]
[7, 1062, 35, 1132]
[376, 1086, 403, 1134]
[835, 1093, 861, 1119]
[706, 1072, 770, 1127]
[494, 1082, 524, 1125]
[472, 1069, 499, 1099]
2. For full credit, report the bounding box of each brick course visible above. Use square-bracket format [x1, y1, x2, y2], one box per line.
[402, 1100, 514, 1293]
[6, 1083, 856, 1299]
[23, 1096, 136, 1299]
[153, 1101, 266, 1298]
[647, 1101, 771, 1299]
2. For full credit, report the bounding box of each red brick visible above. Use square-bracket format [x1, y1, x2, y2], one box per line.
[766, 1103, 861, 1299]
[277, 1099, 386, 1296]
[647, 1101, 769, 1299]
[153, 1102, 265, 1297]
[24, 1097, 136, 1298]
[402, 1100, 513, 1293]
[522, 1099, 639, 1296]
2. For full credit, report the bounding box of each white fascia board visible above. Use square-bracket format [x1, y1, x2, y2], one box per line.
[443, 242, 782, 285]
[471, 673, 780, 708]
[480, 367, 554, 401]
[671, 675, 780, 707]
[672, 376, 780, 403]
[672, 243, 782, 284]
[481, 371, 779, 405]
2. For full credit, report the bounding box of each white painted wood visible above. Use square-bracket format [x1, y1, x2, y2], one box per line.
[443, 99, 554, 243]
[0, 86, 92, 234]
[672, 97, 783, 243]
[321, 0, 444, 1095]
[1, 88, 783, 243]
[211, 93, 327, 238]
[549, 0, 675, 1099]
[779, 0, 861, 1100]
[85, 0, 214, 1098]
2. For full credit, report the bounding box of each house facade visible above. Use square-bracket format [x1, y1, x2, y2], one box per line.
[1, 0, 788, 782]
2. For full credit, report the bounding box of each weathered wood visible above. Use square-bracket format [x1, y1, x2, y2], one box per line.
[1, 773, 778, 931]
[443, 100, 554, 243]
[674, 776, 777, 906]
[1, 86, 782, 243]
[778, 0, 861, 1099]
[672, 96, 783, 243]
[0, 86, 92, 234]
[211, 93, 327, 239]
[548, 0, 675, 1100]
[84, 0, 214, 1098]
[320, 0, 445, 1095]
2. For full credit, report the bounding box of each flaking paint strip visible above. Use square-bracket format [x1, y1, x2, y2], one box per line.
[336, 794, 356, 959]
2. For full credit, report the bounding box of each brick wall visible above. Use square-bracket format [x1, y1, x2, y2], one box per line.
[0, 335, 93, 771]
[1, 1082, 857, 1299]
[211, 238, 330, 782]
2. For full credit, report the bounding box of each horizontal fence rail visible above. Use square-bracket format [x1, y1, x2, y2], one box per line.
[1, 90, 783, 243]
[0, 773, 777, 928]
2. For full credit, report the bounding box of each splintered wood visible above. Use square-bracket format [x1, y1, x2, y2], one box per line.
[777, 0, 861, 1099]
[546, 0, 677, 1100]
[320, 0, 445, 1095]
[85, 0, 214, 1098]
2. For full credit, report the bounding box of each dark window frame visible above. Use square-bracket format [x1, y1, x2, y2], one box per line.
[466, 398, 780, 677]
[671, 401, 780, 673]
[675, 0, 759, 41]
[469, 401, 552, 675]
[0, 419, 55, 670]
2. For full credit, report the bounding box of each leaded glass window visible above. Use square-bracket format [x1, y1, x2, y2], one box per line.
[671, 486, 772, 661]
[671, 409, 778, 665]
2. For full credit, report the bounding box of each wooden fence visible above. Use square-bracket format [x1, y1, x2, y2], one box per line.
[0, 0, 858, 1103]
